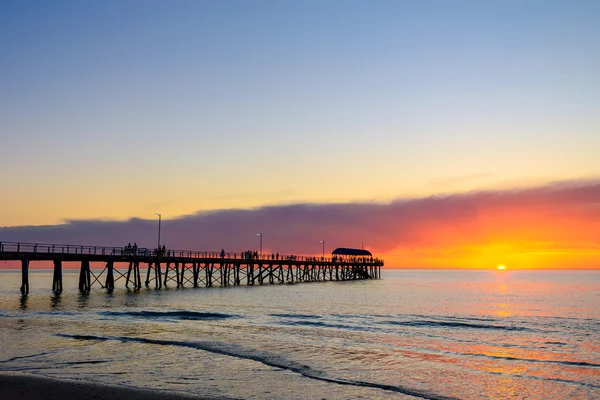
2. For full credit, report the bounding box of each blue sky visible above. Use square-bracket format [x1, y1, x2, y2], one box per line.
[1, 0, 599, 226]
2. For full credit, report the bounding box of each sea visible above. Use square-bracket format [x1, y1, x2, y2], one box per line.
[0, 269, 598, 400]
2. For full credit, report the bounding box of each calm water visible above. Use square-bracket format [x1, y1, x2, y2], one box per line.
[0, 269, 598, 399]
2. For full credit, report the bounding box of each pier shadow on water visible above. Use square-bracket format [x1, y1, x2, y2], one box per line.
[50, 292, 62, 310]
[19, 294, 28, 310]
[77, 291, 89, 309]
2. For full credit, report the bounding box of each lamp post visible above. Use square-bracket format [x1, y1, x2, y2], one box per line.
[256, 233, 262, 258]
[154, 213, 162, 250]
[320, 240, 324, 258]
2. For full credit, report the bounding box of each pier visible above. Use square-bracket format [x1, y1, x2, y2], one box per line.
[0, 242, 384, 294]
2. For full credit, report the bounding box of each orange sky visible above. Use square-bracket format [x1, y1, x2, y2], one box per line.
[1, 180, 599, 270]
[379, 191, 600, 269]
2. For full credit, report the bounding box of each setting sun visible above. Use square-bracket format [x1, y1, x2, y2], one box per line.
[497, 265, 506, 270]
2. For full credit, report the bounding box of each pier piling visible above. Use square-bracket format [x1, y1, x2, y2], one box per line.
[79, 260, 91, 292]
[52, 259, 63, 293]
[105, 261, 114, 291]
[20, 259, 29, 294]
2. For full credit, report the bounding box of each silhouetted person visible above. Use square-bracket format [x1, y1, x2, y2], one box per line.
[220, 249, 225, 258]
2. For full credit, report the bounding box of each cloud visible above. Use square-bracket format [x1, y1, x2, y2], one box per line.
[1, 179, 599, 268]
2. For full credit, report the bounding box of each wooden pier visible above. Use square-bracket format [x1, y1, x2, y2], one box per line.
[0, 242, 384, 294]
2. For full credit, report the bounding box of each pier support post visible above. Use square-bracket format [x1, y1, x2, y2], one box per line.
[79, 260, 91, 291]
[207, 263, 213, 287]
[179, 263, 183, 288]
[52, 259, 63, 293]
[155, 261, 162, 288]
[174, 262, 180, 288]
[105, 260, 114, 291]
[163, 262, 170, 286]
[20, 259, 29, 294]
[135, 262, 141, 288]
[126, 261, 134, 288]
[193, 262, 199, 287]
[146, 262, 152, 287]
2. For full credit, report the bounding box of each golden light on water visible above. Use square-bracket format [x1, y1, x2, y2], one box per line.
[497, 265, 506, 270]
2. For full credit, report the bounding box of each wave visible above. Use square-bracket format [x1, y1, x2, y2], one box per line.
[56, 333, 458, 400]
[271, 312, 380, 333]
[382, 319, 532, 332]
[1, 351, 57, 363]
[489, 370, 600, 389]
[461, 351, 600, 369]
[98, 310, 234, 321]
[279, 319, 378, 334]
[271, 313, 542, 338]
[270, 313, 322, 319]
[56, 360, 108, 366]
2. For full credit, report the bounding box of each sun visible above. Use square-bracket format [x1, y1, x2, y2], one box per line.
[497, 265, 506, 270]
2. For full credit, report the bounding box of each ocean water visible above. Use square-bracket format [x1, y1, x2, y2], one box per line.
[0, 269, 598, 399]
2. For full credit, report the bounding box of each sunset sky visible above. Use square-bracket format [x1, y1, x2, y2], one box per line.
[1, 1, 599, 268]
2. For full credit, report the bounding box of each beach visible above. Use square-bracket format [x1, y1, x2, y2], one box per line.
[0, 372, 220, 400]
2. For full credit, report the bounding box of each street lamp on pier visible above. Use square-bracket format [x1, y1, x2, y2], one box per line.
[320, 240, 325, 258]
[154, 213, 162, 250]
[256, 233, 262, 258]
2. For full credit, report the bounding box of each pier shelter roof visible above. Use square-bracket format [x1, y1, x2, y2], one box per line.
[332, 248, 372, 256]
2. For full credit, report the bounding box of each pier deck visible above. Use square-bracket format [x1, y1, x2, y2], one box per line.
[0, 242, 383, 294]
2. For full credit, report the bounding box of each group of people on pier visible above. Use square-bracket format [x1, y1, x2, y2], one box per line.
[241, 250, 260, 260]
[123, 242, 138, 255]
[155, 245, 169, 256]
[121, 243, 171, 257]
[239, 251, 301, 261]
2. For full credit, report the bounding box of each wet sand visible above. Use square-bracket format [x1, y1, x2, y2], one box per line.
[0, 372, 224, 400]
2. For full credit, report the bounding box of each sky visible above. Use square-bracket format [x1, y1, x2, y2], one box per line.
[1, 1, 599, 268]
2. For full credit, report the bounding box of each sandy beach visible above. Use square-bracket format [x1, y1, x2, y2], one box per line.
[0, 372, 223, 400]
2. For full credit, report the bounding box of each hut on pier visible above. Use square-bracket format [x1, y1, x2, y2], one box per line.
[331, 247, 372, 262]
[332, 248, 372, 256]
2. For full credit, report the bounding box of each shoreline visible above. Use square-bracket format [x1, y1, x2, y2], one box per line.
[0, 372, 225, 400]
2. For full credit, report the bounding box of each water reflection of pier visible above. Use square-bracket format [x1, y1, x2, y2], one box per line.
[0, 242, 384, 294]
